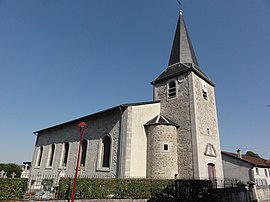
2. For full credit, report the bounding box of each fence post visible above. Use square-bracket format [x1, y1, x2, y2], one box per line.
[248, 181, 258, 202]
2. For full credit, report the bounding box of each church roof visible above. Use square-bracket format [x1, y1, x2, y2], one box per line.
[152, 11, 214, 86]
[144, 115, 179, 127]
[152, 62, 214, 86]
[169, 11, 199, 66]
[34, 101, 160, 134]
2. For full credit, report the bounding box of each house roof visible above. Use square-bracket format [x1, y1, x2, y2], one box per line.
[144, 114, 179, 127]
[33, 101, 160, 134]
[151, 11, 214, 86]
[222, 151, 270, 168]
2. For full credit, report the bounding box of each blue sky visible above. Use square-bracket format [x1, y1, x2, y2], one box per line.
[0, 0, 270, 164]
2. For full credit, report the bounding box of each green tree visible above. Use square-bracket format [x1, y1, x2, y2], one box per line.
[0, 163, 22, 177]
[246, 151, 261, 159]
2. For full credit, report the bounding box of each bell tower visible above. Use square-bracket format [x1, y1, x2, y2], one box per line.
[151, 10, 223, 179]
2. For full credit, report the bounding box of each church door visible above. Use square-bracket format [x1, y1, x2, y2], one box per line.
[208, 163, 216, 179]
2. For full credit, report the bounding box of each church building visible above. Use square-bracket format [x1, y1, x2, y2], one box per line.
[30, 10, 224, 180]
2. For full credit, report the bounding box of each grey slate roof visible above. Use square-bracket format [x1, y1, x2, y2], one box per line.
[34, 101, 160, 134]
[169, 13, 199, 66]
[145, 115, 179, 127]
[152, 12, 214, 86]
[151, 62, 215, 86]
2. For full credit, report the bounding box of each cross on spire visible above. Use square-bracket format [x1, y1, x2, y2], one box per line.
[176, 0, 182, 12]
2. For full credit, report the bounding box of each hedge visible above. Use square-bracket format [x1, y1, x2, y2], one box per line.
[57, 178, 174, 199]
[0, 178, 27, 200]
[0, 177, 213, 200]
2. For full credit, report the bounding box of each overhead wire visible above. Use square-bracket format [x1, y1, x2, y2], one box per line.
[221, 145, 270, 150]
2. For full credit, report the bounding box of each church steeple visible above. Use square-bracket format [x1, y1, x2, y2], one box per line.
[168, 10, 199, 66]
[152, 10, 214, 86]
[152, 7, 223, 180]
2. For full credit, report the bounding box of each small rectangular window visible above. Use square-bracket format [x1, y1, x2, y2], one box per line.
[164, 144, 168, 151]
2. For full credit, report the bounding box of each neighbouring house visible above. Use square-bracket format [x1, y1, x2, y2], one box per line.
[29, 10, 224, 182]
[222, 150, 270, 185]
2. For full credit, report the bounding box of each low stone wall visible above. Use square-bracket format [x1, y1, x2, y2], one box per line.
[255, 185, 270, 202]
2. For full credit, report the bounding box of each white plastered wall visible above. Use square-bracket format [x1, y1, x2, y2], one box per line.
[127, 103, 160, 177]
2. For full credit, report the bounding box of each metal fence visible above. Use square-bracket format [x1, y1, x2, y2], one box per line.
[23, 174, 241, 200]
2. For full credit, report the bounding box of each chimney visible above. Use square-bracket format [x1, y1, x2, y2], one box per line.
[237, 149, 242, 159]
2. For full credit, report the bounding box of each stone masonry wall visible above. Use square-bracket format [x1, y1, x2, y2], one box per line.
[31, 108, 122, 178]
[146, 125, 178, 179]
[191, 73, 224, 179]
[153, 73, 194, 178]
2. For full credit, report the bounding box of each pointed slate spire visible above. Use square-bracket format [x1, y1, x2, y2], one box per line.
[168, 10, 199, 66]
[151, 9, 214, 86]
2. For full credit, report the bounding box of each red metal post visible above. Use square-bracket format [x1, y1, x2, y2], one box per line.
[71, 122, 87, 202]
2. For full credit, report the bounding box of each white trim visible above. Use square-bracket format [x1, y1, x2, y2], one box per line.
[96, 134, 112, 172]
[46, 145, 51, 167]
[46, 144, 55, 167]
[161, 115, 170, 124]
[204, 143, 217, 157]
[156, 115, 161, 123]
[35, 146, 43, 167]
[161, 142, 170, 153]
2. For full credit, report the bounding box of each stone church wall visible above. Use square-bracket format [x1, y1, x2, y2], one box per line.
[153, 73, 194, 179]
[190, 72, 223, 179]
[31, 108, 122, 178]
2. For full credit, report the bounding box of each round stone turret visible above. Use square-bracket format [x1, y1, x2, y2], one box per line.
[145, 115, 178, 179]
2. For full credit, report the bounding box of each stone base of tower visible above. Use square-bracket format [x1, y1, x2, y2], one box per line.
[146, 124, 178, 179]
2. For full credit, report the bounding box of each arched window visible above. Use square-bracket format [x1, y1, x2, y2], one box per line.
[80, 139, 87, 167]
[208, 163, 216, 180]
[37, 146, 43, 167]
[102, 136, 111, 168]
[168, 81, 176, 99]
[48, 144, 55, 167]
[62, 142, 69, 167]
[202, 80, 208, 100]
